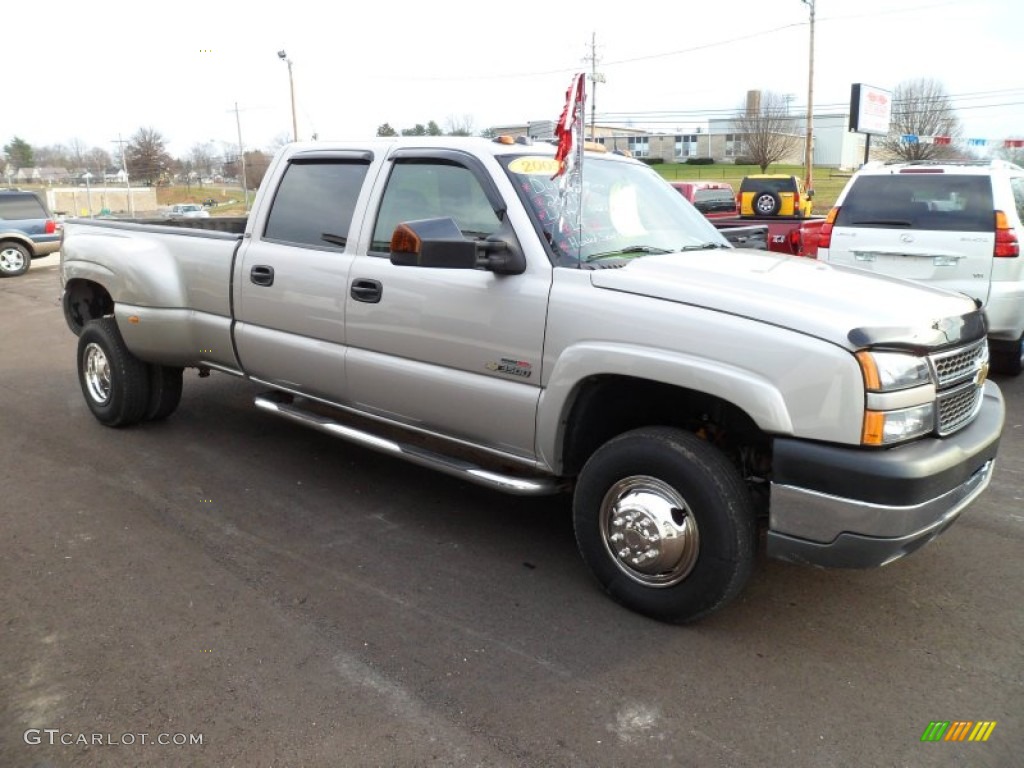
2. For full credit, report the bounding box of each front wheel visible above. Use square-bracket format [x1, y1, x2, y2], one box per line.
[0, 241, 31, 277]
[77, 318, 151, 427]
[573, 427, 757, 623]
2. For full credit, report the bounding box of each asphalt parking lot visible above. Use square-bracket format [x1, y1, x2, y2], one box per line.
[2, 259, 1021, 767]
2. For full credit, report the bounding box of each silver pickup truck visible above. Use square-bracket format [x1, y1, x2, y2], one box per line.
[59, 137, 1004, 623]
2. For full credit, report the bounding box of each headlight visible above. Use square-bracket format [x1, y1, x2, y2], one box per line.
[862, 403, 936, 445]
[856, 350, 936, 445]
[856, 350, 932, 391]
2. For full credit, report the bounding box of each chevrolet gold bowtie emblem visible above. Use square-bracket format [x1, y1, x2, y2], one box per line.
[976, 360, 989, 387]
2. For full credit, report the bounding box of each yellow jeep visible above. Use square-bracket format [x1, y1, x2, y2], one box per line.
[739, 175, 814, 217]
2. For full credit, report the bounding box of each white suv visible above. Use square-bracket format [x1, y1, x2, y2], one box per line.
[817, 160, 1024, 375]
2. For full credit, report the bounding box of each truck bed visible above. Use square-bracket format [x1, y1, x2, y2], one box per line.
[70, 216, 249, 236]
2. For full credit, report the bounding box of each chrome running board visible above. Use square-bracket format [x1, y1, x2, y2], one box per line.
[254, 395, 565, 496]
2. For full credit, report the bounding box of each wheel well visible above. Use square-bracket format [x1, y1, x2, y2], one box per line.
[561, 375, 772, 503]
[63, 279, 114, 336]
[0, 236, 34, 256]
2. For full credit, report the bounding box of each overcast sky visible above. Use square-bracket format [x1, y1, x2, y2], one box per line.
[5, 0, 1023, 162]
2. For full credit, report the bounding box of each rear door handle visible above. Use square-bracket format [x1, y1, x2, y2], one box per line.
[350, 278, 382, 303]
[250, 265, 275, 286]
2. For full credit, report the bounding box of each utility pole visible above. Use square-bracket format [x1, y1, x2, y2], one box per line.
[583, 32, 605, 142]
[231, 102, 250, 212]
[278, 50, 299, 142]
[111, 134, 134, 217]
[801, 0, 816, 192]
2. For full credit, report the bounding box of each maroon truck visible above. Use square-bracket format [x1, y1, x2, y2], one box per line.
[671, 181, 825, 258]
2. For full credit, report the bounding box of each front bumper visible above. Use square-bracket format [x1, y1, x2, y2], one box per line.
[767, 380, 1004, 568]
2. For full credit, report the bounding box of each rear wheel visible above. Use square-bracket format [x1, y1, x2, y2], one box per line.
[77, 318, 150, 427]
[572, 427, 757, 623]
[145, 364, 184, 421]
[0, 241, 31, 277]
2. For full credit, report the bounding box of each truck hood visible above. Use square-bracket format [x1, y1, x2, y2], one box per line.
[589, 249, 980, 350]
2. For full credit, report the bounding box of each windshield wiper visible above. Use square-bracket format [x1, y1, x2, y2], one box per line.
[321, 232, 347, 247]
[678, 242, 729, 251]
[585, 245, 672, 262]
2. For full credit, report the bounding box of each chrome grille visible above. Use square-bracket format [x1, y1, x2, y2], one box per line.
[936, 380, 984, 436]
[930, 340, 988, 387]
[928, 339, 987, 436]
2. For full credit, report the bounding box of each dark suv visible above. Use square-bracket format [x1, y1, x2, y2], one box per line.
[0, 190, 61, 277]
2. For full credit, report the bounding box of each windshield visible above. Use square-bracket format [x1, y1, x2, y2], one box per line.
[500, 154, 730, 267]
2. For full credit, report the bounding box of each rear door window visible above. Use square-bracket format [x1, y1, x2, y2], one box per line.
[263, 160, 370, 249]
[836, 175, 994, 232]
[0, 194, 48, 219]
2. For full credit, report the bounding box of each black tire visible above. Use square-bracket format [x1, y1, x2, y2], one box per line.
[753, 192, 781, 216]
[0, 241, 31, 277]
[573, 426, 757, 623]
[991, 334, 1023, 377]
[77, 318, 151, 427]
[145, 364, 184, 421]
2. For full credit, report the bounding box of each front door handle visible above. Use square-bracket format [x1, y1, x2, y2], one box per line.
[350, 278, 382, 303]
[250, 265, 275, 286]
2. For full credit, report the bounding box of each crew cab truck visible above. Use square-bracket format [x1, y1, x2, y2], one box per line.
[59, 137, 1004, 623]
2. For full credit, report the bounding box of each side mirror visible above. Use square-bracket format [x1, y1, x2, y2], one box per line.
[807, 189, 815, 199]
[390, 217, 479, 269]
[390, 217, 526, 275]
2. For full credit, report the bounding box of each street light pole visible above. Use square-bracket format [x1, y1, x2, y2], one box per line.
[278, 50, 299, 142]
[801, 0, 815, 192]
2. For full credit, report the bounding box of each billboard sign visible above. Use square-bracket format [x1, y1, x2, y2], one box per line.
[849, 83, 892, 135]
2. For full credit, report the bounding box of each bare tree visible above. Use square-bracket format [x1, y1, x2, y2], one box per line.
[996, 144, 1024, 167]
[86, 147, 112, 175]
[732, 91, 802, 172]
[445, 114, 476, 136]
[126, 127, 173, 185]
[268, 133, 291, 153]
[243, 150, 272, 190]
[35, 144, 71, 168]
[878, 78, 962, 161]
[189, 142, 216, 183]
[68, 138, 88, 172]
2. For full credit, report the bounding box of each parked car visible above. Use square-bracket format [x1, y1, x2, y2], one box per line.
[0, 190, 62, 277]
[166, 204, 210, 219]
[202, 198, 217, 208]
[671, 182, 738, 218]
[738, 174, 814, 218]
[817, 159, 1024, 375]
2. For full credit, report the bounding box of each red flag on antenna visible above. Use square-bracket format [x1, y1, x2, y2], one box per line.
[553, 73, 585, 179]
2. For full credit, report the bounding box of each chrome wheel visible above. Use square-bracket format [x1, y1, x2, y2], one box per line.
[83, 342, 112, 404]
[600, 475, 700, 587]
[0, 244, 29, 274]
